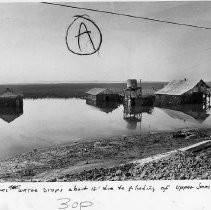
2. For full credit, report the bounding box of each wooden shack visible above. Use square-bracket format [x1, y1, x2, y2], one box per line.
[86, 88, 121, 105]
[0, 88, 23, 107]
[155, 79, 210, 107]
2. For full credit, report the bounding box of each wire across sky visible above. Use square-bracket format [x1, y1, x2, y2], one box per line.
[42, 2, 211, 30]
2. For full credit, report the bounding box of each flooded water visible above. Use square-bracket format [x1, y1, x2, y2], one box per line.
[0, 98, 211, 159]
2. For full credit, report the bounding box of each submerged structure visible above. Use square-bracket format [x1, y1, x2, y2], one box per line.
[155, 79, 210, 107]
[0, 88, 23, 107]
[124, 79, 154, 106]
[86, 88, 121, 105]
[86, 100, 119, 114]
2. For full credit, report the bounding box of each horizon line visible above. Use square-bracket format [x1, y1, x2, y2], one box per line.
[0, 80, 169, 85]
[0, 79, 210, 85]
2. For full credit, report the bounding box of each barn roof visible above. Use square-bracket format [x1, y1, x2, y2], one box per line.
[86, 88, 113, 95]
[155, 79, 209, 96]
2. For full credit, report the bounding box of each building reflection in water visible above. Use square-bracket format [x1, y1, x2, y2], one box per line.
[157, 104, 210, 124]
[86, 100, 120, 114]
[0, 106, 23, 123]
[123, 105, 153, 130]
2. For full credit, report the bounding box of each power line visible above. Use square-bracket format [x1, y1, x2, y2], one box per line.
[41, 2, 211, 30]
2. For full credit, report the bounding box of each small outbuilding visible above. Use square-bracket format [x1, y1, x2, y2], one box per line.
[155, 79, 210, 107]
[86, 88, 121, 105]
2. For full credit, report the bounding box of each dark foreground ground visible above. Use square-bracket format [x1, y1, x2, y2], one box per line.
[66, 147, 211, 181]
[0, 128, 211, 182]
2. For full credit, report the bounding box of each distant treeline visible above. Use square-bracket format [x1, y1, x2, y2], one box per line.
[0, 82, 167, 99]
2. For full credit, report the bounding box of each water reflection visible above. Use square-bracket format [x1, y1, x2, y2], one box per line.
[0, 107, 23, 123]
[156, 104, 210, 124]
[0, 98, 211, 160]
[123, 105, 153, 130]
[86, 100, 119, 113]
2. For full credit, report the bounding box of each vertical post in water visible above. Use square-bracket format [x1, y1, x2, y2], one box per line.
[140, 79, 142, 97]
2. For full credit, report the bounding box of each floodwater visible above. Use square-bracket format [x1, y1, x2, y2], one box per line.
[0, 98, 211, 159]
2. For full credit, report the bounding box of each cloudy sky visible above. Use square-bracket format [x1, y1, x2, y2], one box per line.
[1, 1, 211, 83]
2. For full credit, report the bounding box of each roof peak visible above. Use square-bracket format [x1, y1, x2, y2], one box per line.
[155, 79, 209, 95]
[86, 88, 113, 95]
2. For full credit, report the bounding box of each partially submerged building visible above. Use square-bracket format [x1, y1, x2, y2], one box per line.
[86, 88, 121, 105]
[0, 88, 23, 107]
[155, 79, 210, 107]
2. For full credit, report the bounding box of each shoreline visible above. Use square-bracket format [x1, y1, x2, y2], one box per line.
[0, 128, 180, 162]
[0, 128, 211, 182]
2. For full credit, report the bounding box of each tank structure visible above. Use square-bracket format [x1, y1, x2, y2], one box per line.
[126, 79, 139, 90]
[124, 79, 154, 106]
[124, 79, 141, 106]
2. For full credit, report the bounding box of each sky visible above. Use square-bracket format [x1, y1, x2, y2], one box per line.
[1, 1, 211, 83]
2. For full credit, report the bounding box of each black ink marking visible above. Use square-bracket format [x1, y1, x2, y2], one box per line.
[72, 202, 78, 208]
[75, 22, 95, 52]
[57, 198, 71, 210]
[196, 183, 210, 190]
[65, 15, 102, 56]
[57, 198, 93, 210]
[91, 186, 97, 191]
[8, 185, 21, 190]
[80, 201, 93, 210]
[128, 186, 133, 192]
[176, 185, 194, 191]
[102, 185, 114, 191]
[117, 185, 125, 190]
[161, 185, 170, 192]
